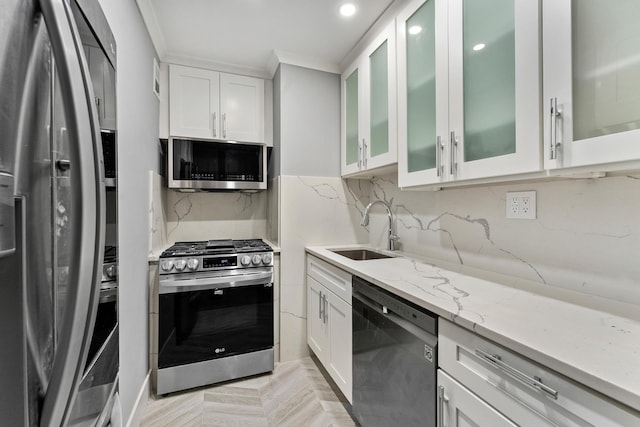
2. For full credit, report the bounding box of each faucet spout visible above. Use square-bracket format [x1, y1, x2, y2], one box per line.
[361, 200, 399, 251]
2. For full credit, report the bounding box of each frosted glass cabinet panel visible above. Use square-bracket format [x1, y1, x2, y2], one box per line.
[406, 0, 437, 173]
[544, 0, 640, 170]
[341, 22, 397, 177]
[343, 68, 361, 175]
[461, 0, 515, 163]
[369, 42, 389, 158]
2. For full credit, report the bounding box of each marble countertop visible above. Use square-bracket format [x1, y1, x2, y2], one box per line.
[306, 244, 640, 413]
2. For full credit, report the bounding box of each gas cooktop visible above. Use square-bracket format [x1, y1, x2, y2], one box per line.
[160, 239, 272, 258]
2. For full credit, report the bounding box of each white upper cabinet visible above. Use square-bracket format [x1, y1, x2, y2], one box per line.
[219, 73, 264, 143]
[543, 0, 640, 171]
[397, 0, 541, 188]
[169, 64, 264, 143]
[341, 22, 397, 177]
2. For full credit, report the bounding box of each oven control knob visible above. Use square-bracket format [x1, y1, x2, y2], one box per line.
[252, 254, 262, 265]
[187, 258, 199, 271]
[174, 259, 187, 271]
[160, 260, 174, 272]
[262, 253, 272, 265]
[240, 255, 252, 266]
[106, 265, 118, 279]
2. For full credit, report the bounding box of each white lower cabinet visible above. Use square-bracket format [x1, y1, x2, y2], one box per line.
[306, 256, 352, 403]
[438, 370, 516, 427]
[438, 319, 640, 426]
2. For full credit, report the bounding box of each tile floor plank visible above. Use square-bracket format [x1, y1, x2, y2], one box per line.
[139, 357, 355, 426]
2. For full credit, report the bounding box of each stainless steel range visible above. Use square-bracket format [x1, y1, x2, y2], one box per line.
[157, 239, 274, 395]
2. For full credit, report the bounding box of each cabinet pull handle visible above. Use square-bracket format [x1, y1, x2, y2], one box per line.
[449, 131, 458, 176]
[222, 112, 227, 138]
[475, 349, 559, 400]
[319, 291, 323, 320]
[323, 294, 328, 323]
[212, 112, 217, 138]
[436, 136, 443, 177]
[549, 97, 562, 160]
[438, 386, 448, 427]
[358, 144, 362, 169]
[362, 138, 368, 168]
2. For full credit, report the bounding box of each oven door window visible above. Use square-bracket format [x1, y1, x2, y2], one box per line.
[172, 139, 264, 182]
[158, 283, 273, 369]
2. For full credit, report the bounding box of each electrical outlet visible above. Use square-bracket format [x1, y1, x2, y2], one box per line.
[506, 191, 536, 219]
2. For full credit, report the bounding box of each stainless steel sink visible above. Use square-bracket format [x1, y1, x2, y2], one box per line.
[330, 249, 393, 261]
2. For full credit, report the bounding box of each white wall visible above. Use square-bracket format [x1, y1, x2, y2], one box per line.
[279, 64, 341, 177]
[97, 0, 160, 423]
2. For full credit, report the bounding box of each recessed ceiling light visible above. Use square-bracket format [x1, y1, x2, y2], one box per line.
[472, 43, 486, 51]
[408, 25, 422, 35]
[340, 3, 356, 17]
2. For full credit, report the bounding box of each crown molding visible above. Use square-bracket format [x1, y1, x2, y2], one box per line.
[162, 53, 272, 79]
[270, 50, 341, 77]
[136, 0, 167, 58]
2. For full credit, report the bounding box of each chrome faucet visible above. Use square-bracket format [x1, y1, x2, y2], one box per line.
[361, 200, 399, 251]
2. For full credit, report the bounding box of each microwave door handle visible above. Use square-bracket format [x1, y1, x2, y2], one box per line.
[37, 0, 105, 425]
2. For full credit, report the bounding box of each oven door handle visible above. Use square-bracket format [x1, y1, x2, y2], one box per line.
[159, 270, 274, 294]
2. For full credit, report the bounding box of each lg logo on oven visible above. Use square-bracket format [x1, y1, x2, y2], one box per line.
[214, 347, 226, 354]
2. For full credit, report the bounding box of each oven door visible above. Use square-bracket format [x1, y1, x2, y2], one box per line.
[158, 269, 274, 370]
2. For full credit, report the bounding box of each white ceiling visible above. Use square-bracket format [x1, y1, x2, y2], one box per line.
[137, 0, 397, 77]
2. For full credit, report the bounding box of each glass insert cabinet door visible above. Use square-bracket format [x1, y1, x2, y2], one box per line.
[397, 0, 448, 187]
[544, 0, 640, 170]
[363, 21, 397, 171]
[448, 0, 541, 181]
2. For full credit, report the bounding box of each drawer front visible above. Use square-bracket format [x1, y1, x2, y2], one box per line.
[439, 319, 640, 427]
[307, 255, 352, 303]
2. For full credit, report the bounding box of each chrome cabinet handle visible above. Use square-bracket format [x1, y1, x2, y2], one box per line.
[222, 112, 227, 138]
[319, 290, 323, 320]
[323, 294, 328, 323]
[37, 0, 105, 425]
[475, 349, 558, 400]
[549, 97, 562, 160]
[362, 138, 367, 168]
[212, 112, 217, 138]
[436, 136, 443, 177]
[438, 386, 449, 427]
[449, 131, 458, 176]
[358, 144, 362, 168]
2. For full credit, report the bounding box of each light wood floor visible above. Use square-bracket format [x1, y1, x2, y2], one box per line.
[140, 357, 357, 427]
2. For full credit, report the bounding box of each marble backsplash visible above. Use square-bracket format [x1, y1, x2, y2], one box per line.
[148, 171, 269, 254]
[364, 173, 640, 306]
[278, 175, 370, 361]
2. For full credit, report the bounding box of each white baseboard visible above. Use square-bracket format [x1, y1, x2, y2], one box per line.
[126, 371, 151, 427]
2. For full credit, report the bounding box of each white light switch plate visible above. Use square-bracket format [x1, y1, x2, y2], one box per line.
[506, 191, 536, 219]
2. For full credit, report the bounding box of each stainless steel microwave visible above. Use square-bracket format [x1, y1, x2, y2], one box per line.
[168, 138, 267, 191]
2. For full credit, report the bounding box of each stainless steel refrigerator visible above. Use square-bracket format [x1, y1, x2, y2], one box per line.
[0, 0, 119, 425]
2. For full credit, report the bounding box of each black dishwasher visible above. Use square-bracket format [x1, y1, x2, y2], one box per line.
[352, 276, 438, 427]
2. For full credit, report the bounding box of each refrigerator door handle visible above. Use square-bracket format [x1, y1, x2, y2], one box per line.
[35, 0, 105, 426]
